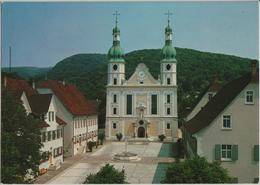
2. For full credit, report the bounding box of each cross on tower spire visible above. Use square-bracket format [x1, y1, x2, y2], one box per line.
[165, 10, 173, 26]
[113, 11, 120, 27]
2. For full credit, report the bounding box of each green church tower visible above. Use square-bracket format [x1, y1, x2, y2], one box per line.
[160, 11, 177, 86]
[107, 11, 125, 86]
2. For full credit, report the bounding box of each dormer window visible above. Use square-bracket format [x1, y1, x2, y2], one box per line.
[208, 93, 213, 101]
[48, 111, 55, 122]
[245, 90, 254, 104]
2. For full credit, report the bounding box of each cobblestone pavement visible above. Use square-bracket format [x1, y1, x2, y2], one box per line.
[44, 141, 175, 184]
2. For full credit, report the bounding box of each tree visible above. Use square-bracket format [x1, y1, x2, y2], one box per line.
[116, 133, 123, 141]
[1, 90, 42, 183]
[162, 156, 232, 183]
[98, 131, 105, 145]
[84, 164, 127, 184]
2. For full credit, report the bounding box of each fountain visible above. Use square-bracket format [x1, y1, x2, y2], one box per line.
[113, 137, 141, 161]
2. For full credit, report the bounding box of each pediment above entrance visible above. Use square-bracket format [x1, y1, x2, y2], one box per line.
[125, 63, 160, 86]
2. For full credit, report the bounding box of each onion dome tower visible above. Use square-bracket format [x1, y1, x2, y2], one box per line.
[107, 11, 125, 86]
[160, 11, 177, 86]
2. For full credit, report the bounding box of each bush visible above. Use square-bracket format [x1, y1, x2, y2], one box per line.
[116, 133, 123, 141]
[162, 156, 232, 183]
[84, 163, 127, 184]
[98, 131, 105, 145]
[158, 134, 166, 141]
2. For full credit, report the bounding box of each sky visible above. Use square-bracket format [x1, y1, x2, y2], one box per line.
[2, 1, 259, 67]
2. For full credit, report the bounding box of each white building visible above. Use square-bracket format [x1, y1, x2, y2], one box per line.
[105, 16, 178, 141]
[182, 61, 259, 183]
[3, 77, 65, 173]
[37, 80, 98, 157]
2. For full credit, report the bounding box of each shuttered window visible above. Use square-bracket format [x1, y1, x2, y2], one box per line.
[215, 144, 238, 161]
[254, 145, 259, 161]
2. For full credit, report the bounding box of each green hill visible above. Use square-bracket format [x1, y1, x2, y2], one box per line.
[2, 67, 51, 80]
[44, 48, 252, 127]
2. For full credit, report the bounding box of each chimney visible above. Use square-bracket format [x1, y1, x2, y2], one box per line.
[32, 80, 35, 89]
[251, 60, 257, 76]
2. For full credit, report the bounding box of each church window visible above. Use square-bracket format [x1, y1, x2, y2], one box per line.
[151, 95, 157, 115]
[113, 94, 117, 103]
[113, 107, 117, 115]
[245, 90, 254, 104]
[167, 108, 171, 115]
[167, 78, 171, 85]
[113, 64, 118, 71]
[114, 78, 117, 85]
[166, 64, 171, 70]
[113, 123, 117, 129]
[167, 123, 171, 129]
[126, 95, 132, 115]
[167, 94, 171, 103]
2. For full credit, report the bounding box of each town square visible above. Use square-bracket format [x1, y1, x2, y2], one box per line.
[1, 1, 259, 184]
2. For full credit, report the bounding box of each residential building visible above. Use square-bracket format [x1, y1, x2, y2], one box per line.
[182, 61, 259, 183]
[37, 80, 98, 156]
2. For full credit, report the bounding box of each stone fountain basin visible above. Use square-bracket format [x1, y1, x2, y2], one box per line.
[113, 152, 140, 161]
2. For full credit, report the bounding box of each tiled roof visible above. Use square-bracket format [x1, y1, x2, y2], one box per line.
[183, 76, 222, 118]
[4, 77, 37, 97]
[184, 71, 258, 134]
[39, 121, 50, 128]
[38, 80, 97, 116]
[28, 94, 53, 115]
[56, 116, 67, 126]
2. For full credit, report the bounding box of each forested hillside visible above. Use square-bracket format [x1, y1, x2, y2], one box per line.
[40, 48, 252, 127]
[2, 67, 51, 79]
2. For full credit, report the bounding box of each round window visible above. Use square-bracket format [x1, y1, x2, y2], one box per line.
[113, 64, 118, 71]
[166, 64, 171, 70]
[139, 120, 144, 125]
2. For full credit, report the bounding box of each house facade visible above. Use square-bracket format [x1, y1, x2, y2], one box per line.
[105, 17, 178, 141]
[37, 80, 98, 157]
[3, 77, 65, 173]
[182, 61, 259, 183]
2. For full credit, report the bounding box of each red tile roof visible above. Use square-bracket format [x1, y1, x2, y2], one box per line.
[38, 80, 97, 116]
[39, 121, 50, 128]
[4, 77, 37, 97]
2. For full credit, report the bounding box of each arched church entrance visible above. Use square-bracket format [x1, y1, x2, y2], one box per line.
[138, 127, 145, 138]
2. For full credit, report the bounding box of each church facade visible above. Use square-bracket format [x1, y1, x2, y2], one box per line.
[105, 15, 178, 141]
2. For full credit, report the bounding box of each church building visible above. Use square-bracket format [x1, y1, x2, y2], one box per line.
[105, 13, 178, 141]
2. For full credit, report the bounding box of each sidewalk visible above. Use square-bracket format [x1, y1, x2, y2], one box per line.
[34, 145, 103, 184]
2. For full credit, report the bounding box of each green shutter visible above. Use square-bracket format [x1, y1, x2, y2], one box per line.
[254, 145, 259, 161]
[215, 144, 221, 160]
[232, 145, 238, 161]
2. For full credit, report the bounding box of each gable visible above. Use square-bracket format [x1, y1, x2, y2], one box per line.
[125, 63, 160, 86]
